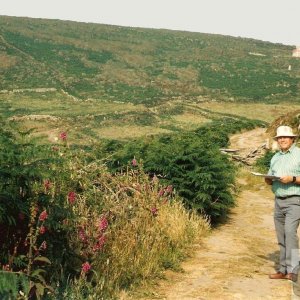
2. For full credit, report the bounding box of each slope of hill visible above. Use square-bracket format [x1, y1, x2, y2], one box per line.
[0, 15, 299, 106]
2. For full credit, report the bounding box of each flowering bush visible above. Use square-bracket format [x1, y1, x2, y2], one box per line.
[0, 124, 209, 299]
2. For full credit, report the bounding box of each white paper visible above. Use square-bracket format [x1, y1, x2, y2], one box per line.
[251, 172, 280, 180]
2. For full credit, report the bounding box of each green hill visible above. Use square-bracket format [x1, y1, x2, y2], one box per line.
[0, 15, 299, 144]
[0, 15, 299, 105]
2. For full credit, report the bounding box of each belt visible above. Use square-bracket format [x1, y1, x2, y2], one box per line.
[276, 195, 300, 200]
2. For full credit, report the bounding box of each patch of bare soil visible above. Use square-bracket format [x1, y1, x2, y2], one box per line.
[130, 128, 299, 299]
[229, 127, 269, 157]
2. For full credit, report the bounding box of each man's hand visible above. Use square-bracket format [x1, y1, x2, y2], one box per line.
[280, 175, 293, 184]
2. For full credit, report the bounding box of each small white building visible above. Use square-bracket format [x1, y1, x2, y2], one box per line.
[292, 46, 300, 57]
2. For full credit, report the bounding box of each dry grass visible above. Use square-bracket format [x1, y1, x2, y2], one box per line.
[94, 125, 172, 140]
[170, 112, 211, 130]
[237, 166, 267, 191]
[1, 92, 145, 117]
[199, 101, 300, 123]
[63, 165, 210, 299]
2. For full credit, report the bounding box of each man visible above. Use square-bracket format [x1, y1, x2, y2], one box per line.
[266, 125, 300, 281]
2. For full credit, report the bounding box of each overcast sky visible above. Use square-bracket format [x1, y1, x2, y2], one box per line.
[1, 0, 299, 46]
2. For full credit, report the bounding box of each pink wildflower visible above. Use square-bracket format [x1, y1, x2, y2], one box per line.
[81, 262, 91, 273]
[98, 235, 106, 246]
[39, 210, 48, 222]
[67, 191, 76, 204]
[98, 216, 108, 232]
[158, 185, 173, 198]
[151, 207, 158, 217]
[39, 226, 46, 235]
[93, 235, 106, 252]
[59, 132, 67, 141]
[158, 189, 165, 197]
[166, 185, 173, 194]
[79, 227, 88, 243]
[131, 158, 137, 167]
[44, 179, 51, 190]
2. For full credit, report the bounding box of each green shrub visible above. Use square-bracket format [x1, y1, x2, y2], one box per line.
[0, 123, 209, 299]
[0, 271, 29, 299]
[106, 117, 264, 222]
[255, 150, 274, 172]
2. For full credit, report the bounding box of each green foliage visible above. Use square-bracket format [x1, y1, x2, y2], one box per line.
[255, 150, 274, 172]
[0, 271, 29, 299]
[0, 123, 209, 299]
[194, 116, 266, 147]
[106, 117, 263, 222]
[165, 138, 236, 219]
[0, 123, 58, 298]
[197, 59, 298, 100]
[0, 125, 49, 226]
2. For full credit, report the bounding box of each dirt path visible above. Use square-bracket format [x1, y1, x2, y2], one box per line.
[139, 128, 299, 299]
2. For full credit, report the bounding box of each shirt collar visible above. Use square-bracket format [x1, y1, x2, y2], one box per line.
[279, 143, 296, 154]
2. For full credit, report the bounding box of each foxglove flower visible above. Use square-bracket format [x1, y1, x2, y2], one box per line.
[79, 227, 87, 243]
[132, 158, 137, 167]
[158, 189, 165, 197]
[44, 179, 51, 190]
[39, 210, 48, 222]
[93, 235, 106, 252]
[68, 191, 76, 204]
[99, 216, 108, 232]
[59, 132, 67, 141]
[166, 185, 173, 194]
[81, 262, 91, 273]
[151, 207, 158, 217]
[39, 226, 46, 235]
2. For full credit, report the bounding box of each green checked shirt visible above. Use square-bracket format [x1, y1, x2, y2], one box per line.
[268, 144, 300, 197]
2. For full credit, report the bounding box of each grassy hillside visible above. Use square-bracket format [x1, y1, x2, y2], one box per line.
[0, 15, 299, 144]
[0, 15, 299, 105]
